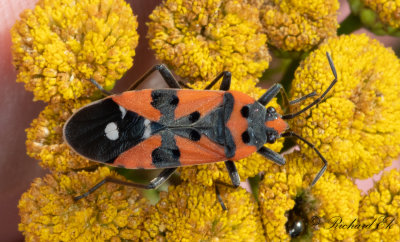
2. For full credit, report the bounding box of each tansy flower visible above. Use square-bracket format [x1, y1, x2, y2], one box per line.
[179, 78, 283, 186]
[18, 167, 151, 241]
[349, 0, 400, 35]
[258, 152, 360, 241]
[142, 182, 265, 241]
[289, 34, 400, 179]
[357, 169, 400, 241]
[26, 98, 96, 172]
[252, 0, 339, 52]
[147, 0, 270, 83]
[11, 0, 139, 102]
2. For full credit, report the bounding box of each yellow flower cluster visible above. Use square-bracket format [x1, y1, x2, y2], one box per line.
[358, 169, 400, 241]
[26, 98, 96, 172]
[11, 0, 139, 102]
[363, 0, 400, 28]
[259, 152, 361, 241]
[289, 34, 400, 179]
[147, 0, 270, 83]
[254, 0, 339, 51]
[15, 0, 400, 240]
[143, 183, 265, 241]
[179, 77, 283, 186]
[348, 0, 400, 36]
[18, 167, 151, 241]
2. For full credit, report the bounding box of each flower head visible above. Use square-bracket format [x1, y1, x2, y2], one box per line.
[26, 98, 96, 172]
[258, 152, 360, 241]
[349, 0, 400, 35]
[143, 182, 265, 241]
[289, 34, 400, 179]
[18, 167, 151, 241]
[147, 0, 270, 83]
[11, 0, 139, 102]
[358, 169, 400, 241]
[179, 78, 283, 186]
[254, 0, 339, 51]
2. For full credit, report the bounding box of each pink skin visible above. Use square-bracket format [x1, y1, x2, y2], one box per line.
[0, 0, 399, 240]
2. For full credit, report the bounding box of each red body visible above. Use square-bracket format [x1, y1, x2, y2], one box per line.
[64, 89, 288, 169]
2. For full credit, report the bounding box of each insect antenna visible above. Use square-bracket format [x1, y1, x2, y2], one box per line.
[282, 52, 337, 120]
[281, 131, 327, 186]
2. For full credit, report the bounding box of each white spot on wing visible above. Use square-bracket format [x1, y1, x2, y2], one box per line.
[105, 122, 119, 140]
[119, 105, 127, 119]
[143, 119, 152, 139]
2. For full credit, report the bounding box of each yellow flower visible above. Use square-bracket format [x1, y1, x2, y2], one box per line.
[18, 167, 151, 241]
[147, 0, 270, 83]
[358, 169, 400, 241]
[364, 0, 400, 27]
[11, 0, 139, 102]
[26, 98, 96, 172]
[289, 34, 400, 179]
[349, 0, 400, 35]
[254, 0, 339, 51]
[179, 78, 283, 186]
[142, 182, 265, 241]
[258, 152, 360, 241]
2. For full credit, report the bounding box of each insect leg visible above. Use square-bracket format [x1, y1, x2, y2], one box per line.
[73, 168, 177, 201]
[177, 81, 192, 89]
[257, 83, 285, 106]
[282, 52, 337, 119]
[257, 83, 316, 111]
[289, 92, 318, 105]
[257, 146, 286, 165]
[259, 53, 336, 114]
[89, 78, 114, 96]
[214, 160, 241, 210]
[224, 160, 241, 187]
[215, 184, 227, 210]
[128, 64, 181, 90]
[281, 131, 327, 186]
[204, 71, 231, 90]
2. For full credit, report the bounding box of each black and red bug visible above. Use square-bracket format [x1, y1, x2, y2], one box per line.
[64, 52, 337, 202]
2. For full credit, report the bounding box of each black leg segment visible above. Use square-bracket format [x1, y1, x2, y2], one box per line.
[257, 146, 286, 165]
[74, 167, 177, 201]
[204, 71, 231, 90]
[128, 64, 181, 90]
[89, 78, 114, 96]
[257, 83, 317, 112]
[282, 52, 337, 120]
[224, 160, 241, 187]
[257, 83, 285, 106]
[258, 52, 337, 118]
[177, 81, 192, 89]
[289, 91, 317, 105]
[215, 184, 227, 210]
[281, 131, 327, 186]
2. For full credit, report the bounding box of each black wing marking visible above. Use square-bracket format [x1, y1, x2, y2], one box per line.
[64, 98, 146, 163]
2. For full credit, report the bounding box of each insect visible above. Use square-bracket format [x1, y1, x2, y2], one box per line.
[64, 52, 337, 201]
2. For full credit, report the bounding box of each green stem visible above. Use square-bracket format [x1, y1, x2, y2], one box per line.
[280, 58, 301, 96]
[338, 14, 363, 35]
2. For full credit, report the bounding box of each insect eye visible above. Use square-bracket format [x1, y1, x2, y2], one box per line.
[267, 107, 276, 114]
[265, 107, 278, 121]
